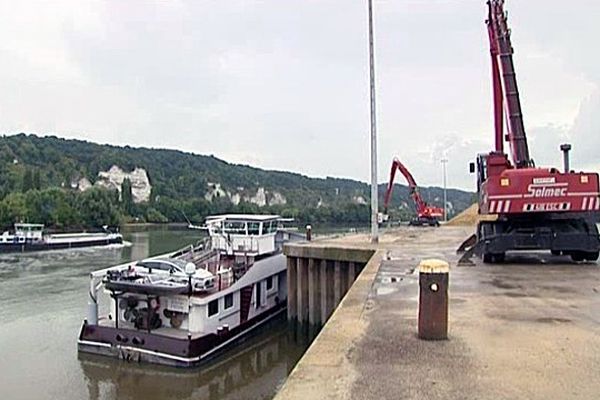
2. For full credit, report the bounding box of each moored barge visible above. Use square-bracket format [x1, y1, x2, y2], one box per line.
[77, 214, 301, 367]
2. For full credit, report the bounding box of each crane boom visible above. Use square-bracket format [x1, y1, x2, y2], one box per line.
[487, 0, 532, 168]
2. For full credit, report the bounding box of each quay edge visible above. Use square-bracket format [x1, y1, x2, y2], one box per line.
[275, 227, 600, 400]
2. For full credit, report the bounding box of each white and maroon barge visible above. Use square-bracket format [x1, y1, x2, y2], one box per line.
[77, 214, 301, 367]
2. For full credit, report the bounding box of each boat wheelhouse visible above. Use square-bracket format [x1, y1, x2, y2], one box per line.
[78, 214, 302, 367]
[203, 214, 296, 257]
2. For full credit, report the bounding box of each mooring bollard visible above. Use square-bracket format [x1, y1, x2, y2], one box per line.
[306, 225, 312, 241]
[418, 258, 449, 340]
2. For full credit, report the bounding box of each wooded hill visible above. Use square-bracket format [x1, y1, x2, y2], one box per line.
[0, 134, 474, 229]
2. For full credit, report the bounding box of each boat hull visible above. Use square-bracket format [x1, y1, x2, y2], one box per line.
[77, 302, 286, 368]
[0, 236, 123, 253]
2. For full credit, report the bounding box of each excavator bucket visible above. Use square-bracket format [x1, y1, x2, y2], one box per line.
[456, 233, 480, 266]
[457, 233, 477, 253]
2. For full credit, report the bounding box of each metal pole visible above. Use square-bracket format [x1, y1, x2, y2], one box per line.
[560, 143, 571, 173]
[441, 158, 448, 222]
[368, 0, 379, 243]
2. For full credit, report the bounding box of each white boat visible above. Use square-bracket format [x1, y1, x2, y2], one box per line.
[77, 214, 303, 367]
[0, 223, 123, 253]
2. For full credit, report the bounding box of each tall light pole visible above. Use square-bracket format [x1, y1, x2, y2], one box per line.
[441, 158, 448, 222]
[368, 0, 379, 243]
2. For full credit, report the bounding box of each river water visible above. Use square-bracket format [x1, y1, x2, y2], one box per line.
[0, 227, 309, 400]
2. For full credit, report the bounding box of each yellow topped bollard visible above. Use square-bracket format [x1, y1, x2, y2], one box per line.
[418, 259, 449, 340]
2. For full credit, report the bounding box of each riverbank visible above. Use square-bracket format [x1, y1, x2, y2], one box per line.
[122, 222, 189, 230]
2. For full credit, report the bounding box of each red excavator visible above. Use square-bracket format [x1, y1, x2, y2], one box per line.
[460, 0, 600, 263]
[384, 157, 444, 226]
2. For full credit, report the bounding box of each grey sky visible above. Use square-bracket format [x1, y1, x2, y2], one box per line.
[1, 1, 599, 190]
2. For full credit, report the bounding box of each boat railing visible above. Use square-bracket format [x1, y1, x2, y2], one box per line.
[210, 234, 265, 255]
[171, 236, 210, 257]
[172, 237, 219, 267]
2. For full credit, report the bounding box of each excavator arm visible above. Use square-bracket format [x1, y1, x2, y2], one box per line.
[383, 158, 428, 215]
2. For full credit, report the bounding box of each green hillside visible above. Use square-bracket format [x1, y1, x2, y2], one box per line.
[0, 134, 474, 229]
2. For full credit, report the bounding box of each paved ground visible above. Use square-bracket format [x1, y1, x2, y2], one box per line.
[275, 226, 600, 400]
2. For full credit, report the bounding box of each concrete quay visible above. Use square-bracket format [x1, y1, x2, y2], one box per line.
[285, 242, 374, 327]
[275, 226, 600, 400]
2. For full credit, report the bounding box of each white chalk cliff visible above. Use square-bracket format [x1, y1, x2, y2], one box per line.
[95, 165, 152, 203]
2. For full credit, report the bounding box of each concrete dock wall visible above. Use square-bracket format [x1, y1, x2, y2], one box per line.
[275, 246, 383, 400]
[284, 243, 375, 327]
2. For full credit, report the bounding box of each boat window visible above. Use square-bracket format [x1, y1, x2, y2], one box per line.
[263, 221, 276, 234]
[266, 276, 273, 291]
[224, 221, 246, 234]
[247, 222, 260, 235]
[208, 299, 219, 317]
[224, 293, 233, 310]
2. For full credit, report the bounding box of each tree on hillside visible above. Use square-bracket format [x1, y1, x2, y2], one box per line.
[32, 169, 42, 190]
[77, 188, 121, 227]
[121, 178, 134, 215]
[21, 168, 34, 193]
[0, 192, 28, 227]
[146, 208, 168, 223]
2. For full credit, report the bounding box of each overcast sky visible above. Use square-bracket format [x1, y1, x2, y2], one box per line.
[1, 1, 599, 190]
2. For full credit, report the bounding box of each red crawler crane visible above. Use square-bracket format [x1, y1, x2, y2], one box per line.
[463, 0, 600, 263]
[384, 158, 444, 227]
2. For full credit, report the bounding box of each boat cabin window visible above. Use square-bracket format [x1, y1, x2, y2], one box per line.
[208, 299, 219, 317]
[266, 276, 273, 291]
[224, 293, 233, 310]
[247, 222, 260, 235]
[264, 221, 278, 234]
[224, 221, 246, 235]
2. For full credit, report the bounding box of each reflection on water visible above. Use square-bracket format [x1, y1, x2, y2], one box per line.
[0, 226, 308, 400]
[80, 322, 304, 400]
[128, 232, 150, 262]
